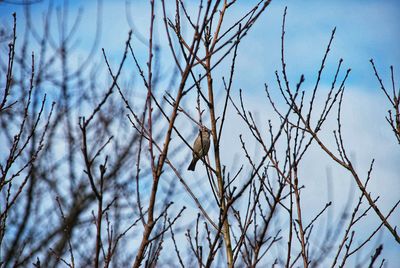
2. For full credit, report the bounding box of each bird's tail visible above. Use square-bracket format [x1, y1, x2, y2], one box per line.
[187, 158, 198, 171]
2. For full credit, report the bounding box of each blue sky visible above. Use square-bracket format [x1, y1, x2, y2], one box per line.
[1, 0, 399, 266]
[1, 0, 399, 92]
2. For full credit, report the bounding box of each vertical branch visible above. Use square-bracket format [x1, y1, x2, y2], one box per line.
[207, 82, 235, 267]
[0, 13, 17, 113]
[146, 0, 156, 184]
[204, 7, 234, 268]
[94, 158, 107, 268]
[293, 167, 308, 268]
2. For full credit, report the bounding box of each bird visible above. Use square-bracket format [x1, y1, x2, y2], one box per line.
[187, 126, 211, 171]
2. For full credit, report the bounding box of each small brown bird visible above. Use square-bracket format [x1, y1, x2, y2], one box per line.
[187, 127, 211, 171]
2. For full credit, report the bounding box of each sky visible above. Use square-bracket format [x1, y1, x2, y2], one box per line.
[1, 0, 399, 266]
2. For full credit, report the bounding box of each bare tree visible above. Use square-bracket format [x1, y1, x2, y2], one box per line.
[0, 1, 398, 267]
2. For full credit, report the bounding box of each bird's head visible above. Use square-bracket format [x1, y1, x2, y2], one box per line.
[201, 126, 211, 134]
